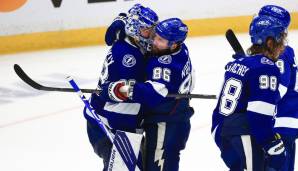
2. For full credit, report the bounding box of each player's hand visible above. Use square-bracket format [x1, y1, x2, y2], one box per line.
[108, 81, 128, 102]
[105, 13, 127, 46]
[232, 53, 246, 59]
[264, 134, 286, 170]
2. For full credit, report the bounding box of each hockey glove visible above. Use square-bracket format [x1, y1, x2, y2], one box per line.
[105, 13, 127, 46]
[232, 53, 246, 59]
[108, 81, 128, 102]
[264, 134, 286, 170]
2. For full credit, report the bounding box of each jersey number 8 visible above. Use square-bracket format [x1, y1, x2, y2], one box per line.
[219, 78, 242, 116]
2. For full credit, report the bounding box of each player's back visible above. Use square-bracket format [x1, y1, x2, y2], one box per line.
[85, 38, 146, 132]
[212, 54, 281, 145]
[275, 45, 298, 135]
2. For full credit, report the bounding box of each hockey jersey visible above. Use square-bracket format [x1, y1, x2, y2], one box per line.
[84, 38, 146, 132]
[274, 46, 298, 135]
[212, 54, 281, 147]
[131, 43, 194, 123]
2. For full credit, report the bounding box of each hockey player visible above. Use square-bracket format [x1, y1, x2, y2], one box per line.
[84, 4, 158, 170]
[108, 18, 194, 171]
[211, 15, 287, 171]
[259, 5, 298, 171]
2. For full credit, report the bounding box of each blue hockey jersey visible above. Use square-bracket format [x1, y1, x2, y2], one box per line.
[131, 43, 194, 123]
[84, 38, 146, 132]
[274, 46, 298, 135]
[212, 54, 281, 147]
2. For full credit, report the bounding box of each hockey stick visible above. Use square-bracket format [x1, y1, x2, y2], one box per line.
[67, 77, 139, 171]
[225, 29, 245, 55]
[14, 64, 217, 99]
[14, 64, 101, 94]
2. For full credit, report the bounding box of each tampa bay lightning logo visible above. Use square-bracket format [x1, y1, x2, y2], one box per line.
[122, 54, 136, 67]
[158, 55, 172, 64]
[261, 57, 274, 65]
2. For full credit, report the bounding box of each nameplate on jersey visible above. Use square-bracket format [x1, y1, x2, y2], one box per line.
[122, 54, 136, 68]
[158, 55, 172, 64]
[226, 63, 249, 77]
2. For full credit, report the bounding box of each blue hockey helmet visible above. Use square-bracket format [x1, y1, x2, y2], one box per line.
[249, 15, 286, 45]
[259, 5, 291, 28]
[155, 18, 188, 46]
[125, 4, 158, 51]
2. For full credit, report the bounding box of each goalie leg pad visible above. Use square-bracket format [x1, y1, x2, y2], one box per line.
[108, 131, 144, 171]
[87, 120, 113, 170]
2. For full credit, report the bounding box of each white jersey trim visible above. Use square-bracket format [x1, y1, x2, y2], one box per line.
[211, 125, 219, 140]
[278, 83, 288, 98]
[247, 101, 275, 116]
[103, 102, 141, 115]
[241, 135, 253, 171]
[146, 80, 168, 97]
[274, 117, 298, 129]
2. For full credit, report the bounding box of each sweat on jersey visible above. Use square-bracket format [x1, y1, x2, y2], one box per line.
[83, 38, 146, 132]
[131, 43, 195, 123]
[274, 46, 298, 135]
[212, 54, 281, 147]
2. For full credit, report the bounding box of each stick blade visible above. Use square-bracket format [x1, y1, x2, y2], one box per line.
[14, 64, 43, 90]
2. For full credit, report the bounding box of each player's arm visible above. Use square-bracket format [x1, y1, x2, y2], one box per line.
[129, 80, 169, 107]
[104, 4, 145, 45]
[105, 13, 127, 46]
[129, 65, 172, 107]
[108, 65, 172, 107]
[276, 47, 295, 98]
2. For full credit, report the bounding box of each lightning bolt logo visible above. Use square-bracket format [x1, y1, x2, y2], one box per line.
[154, 122, 166, 171]
[155, 149, 164, 171]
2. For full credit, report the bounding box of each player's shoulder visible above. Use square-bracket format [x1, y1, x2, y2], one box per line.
[110, 38, 143, 64]
[242, 55, 275, 68]
[280, 45, 296, 64]
[243, 55, 280, 76]
[284, 45, 295, 57]
[112, 38, 141, 55]
[174, 43, 189, 59]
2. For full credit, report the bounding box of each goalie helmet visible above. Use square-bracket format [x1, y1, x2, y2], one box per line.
[125, 4, 159, 51]
[155, 18, 188, 46]
[259, 5, 291, 28]
[249, 15, 286, 45]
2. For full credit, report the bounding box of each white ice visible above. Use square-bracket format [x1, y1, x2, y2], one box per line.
[1, 30, 298, 171]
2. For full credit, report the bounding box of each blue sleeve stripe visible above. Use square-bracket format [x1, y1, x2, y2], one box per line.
[103, 102, 141, 115]
[274, 117, 298, 129]
[146, 80, 168, 97]
[278, 83, 288, 98]
[247, 101, 275, 116]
